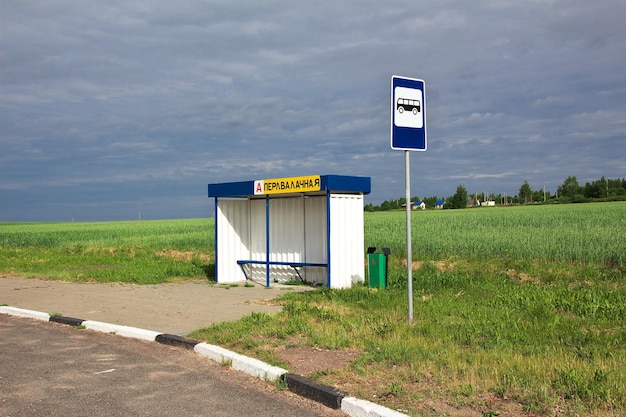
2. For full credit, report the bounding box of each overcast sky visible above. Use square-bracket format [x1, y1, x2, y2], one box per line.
[1, 0, 625, 221]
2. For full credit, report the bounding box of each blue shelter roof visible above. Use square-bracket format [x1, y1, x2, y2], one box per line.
[208, 174, 370, 198]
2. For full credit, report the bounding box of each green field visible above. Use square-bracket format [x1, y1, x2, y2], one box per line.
[1, 202, 625, 416]
[367, 202, 625, 267]
[0, 218, 213, 283]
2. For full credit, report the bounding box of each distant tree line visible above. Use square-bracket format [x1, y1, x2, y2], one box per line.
[365, 175, 626, 211]
[554, 176, 626, 203]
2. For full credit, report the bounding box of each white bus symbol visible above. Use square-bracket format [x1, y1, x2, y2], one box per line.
[397, 98, 420, 115]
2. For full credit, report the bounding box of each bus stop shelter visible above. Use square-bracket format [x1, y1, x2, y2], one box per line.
[208, 174, 371, 288]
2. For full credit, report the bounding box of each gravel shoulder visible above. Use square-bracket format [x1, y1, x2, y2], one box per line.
[0, 276, 303, 335]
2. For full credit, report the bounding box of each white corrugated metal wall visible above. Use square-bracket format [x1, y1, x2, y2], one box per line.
[304, 195, 328, 285]
[329, 194, 365, 288]
[216, 193, 364, 287]
[216, 199, 249, 283]
[246, 199, 267, 283]
[268, 197, 305, 282]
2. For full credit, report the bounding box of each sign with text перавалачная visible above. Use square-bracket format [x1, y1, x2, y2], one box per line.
[253, 175, 321, 195]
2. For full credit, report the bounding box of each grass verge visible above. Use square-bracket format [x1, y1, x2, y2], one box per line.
[190, 259, 626, 417]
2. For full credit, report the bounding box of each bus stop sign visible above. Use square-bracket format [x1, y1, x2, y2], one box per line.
[390, 76, 427, 151]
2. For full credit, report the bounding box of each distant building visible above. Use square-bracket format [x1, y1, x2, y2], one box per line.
[435, 199, 446, 209]
[401, 201, 426, 210]
[481, 201, 496, 207]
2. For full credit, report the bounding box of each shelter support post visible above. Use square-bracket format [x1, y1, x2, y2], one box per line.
[265, 195, 270, 288]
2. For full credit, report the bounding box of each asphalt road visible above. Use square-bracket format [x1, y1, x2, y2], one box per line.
[0, 314, 343, 417]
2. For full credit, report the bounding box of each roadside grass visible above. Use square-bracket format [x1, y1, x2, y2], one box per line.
[190, 260, 626, 416]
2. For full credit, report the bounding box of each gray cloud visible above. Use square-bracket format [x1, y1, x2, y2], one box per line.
[1, 0, 625, 220]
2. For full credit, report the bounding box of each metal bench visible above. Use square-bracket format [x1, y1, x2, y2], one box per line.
[236, 260, 328, 283]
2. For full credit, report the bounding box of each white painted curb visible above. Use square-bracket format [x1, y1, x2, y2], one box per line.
[341, 396, 409, 417]
[231, 352, 287, 382]
[82, 320, 161, 341]
[0, 306, 50, 322]
[194, 343, 287, 382]
[194, 343, 232, 363]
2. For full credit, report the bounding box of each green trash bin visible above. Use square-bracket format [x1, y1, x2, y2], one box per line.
[368, 253, 387, 288]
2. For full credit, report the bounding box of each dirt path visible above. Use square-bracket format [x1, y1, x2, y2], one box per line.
[0, 276, 302, 335]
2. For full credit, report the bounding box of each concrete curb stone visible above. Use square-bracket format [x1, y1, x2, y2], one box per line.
[285, 373, 346, 409]
[342, 396, 411, 417]
[193, 342, 289, 382]
[0, 306, 50, 321]
[49, 315, 84, 326]
[82, 319, 162, 341]
[155, 333, 199, 350]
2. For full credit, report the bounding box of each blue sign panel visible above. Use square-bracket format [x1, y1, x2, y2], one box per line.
[390, 76, 427, 151]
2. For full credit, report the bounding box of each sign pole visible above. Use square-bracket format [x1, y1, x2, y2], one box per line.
[405, 150, 413, 325]
[390, 75, 425, 327]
